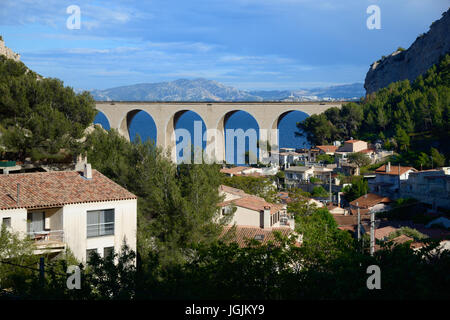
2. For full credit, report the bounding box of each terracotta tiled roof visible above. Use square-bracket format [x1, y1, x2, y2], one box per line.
[220, 166, 248, 175]
[375, 165, 417, 176]
[359, 148, 375, 154]
[350, 193, 392, 209]
[237, 172, 262, 177]
[349, 207, 374, 215]
[219, 185, 284, 215]
[220, 225, 298, 248]
[391, 234, 413, 244]
[0, 170, 137, 210]
[277, 192, 292, 204]
[333, 214, 371, 227]
[232, 196, 285, 215]
[219, 185, 248, 197]
[374, 226, 397, 240]
[316, 145, 338, 153]
[345, 139, 364, 143]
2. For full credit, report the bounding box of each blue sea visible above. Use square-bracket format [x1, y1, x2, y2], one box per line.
[94, 110, 310, 165]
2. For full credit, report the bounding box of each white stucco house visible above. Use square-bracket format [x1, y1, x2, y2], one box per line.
[284, 165, 333, 187]
[400, 167, 450, 210]
[369, 162, 417, 197]
[0, 165, 137, 263]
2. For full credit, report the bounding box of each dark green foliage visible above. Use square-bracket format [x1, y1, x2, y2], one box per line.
[309, 176, 322, 184]
[387, 227, 428, 241]
[2, 200, 450, 300]
[316, 153, 335, 164]
[342, 176, 369, 202]
[0, 56, 97, 161]
[221, 174, 277, 202]
[348, 152, 371, 168]
[311, 185, 329, 197]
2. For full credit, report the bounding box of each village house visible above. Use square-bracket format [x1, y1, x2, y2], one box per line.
[338, 139, 369, 153]
[218, 185, 293, 230]
[316, 145, 339, 156]
[369, 162, 417, 197]
[0, 165, 137, 263]
[284, 165, 333, 187]
[220, 165, 279, 177]
[334, 139, 378, 163]
[400, 167, 450, 210]
[276, 149, 307, 166]
[349, 193, 393, 215]
[220, 166, 249, 177]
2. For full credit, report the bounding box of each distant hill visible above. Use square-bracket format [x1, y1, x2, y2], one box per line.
[90, 78, 364, 102]
[90, 78, 261, 102]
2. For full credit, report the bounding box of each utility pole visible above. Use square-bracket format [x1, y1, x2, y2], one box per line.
[357, 202, 361, 241]
[329, 172, 332, 205]
[370, 210, 375, 256]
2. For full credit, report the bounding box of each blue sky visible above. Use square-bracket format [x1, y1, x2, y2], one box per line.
[1, 0, 448, 90]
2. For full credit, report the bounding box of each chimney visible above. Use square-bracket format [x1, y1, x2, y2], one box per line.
[16, 183, 20, 207]
[386, 162, 391, 173]
[83, 163, 92, 179]
[260, 206, 271, 229]
[75, 154, 87, 172]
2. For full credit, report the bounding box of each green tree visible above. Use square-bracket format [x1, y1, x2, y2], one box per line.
[395, 127, 410, 152]
[311, 186, 329, 198]
[0, 56, 97, 161]
[221, 174, 277, 203]
[316, 153, 335, 164]
[348, 152, 371, 174]
[342, 177, 369, 202]
[430, 147, 446, 167]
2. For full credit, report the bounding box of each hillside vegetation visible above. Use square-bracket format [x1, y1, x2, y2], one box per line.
[297, 55, 450, 167]
[0, 56, 96, 162]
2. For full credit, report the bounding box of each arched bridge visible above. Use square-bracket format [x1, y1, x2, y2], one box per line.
[95, 101, 342, 163]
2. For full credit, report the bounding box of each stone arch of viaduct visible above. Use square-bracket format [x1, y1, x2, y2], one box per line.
[95, 101, 342, 163]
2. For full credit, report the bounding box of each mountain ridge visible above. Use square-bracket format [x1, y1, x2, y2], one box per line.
[90, 78, 364, 102]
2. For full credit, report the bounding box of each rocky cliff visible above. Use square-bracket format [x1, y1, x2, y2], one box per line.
[0, 37, 21, 62]
[364, 9, 450, 94]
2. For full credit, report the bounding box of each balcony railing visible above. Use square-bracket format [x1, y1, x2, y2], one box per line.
[27, 230, 64, 244]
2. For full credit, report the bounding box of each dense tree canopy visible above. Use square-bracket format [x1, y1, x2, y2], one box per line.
[0, 56, 97, 161]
